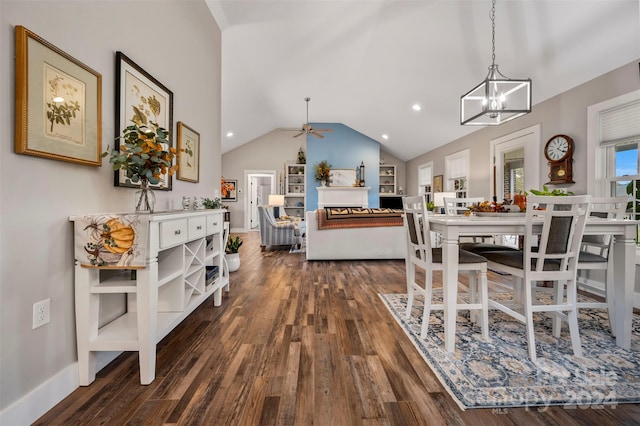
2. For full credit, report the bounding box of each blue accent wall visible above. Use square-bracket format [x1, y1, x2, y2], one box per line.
[306, 123, 380, 211]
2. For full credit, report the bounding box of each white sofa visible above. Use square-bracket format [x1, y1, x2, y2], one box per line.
[305, 210, 407, 260]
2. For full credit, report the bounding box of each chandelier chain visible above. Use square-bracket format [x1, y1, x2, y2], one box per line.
[490, 0, 496, 67]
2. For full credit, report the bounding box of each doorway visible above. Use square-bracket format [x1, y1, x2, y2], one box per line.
[491, 124, 540, 201]
[491, 125, 540, 247]
[244, 170, 277, 232]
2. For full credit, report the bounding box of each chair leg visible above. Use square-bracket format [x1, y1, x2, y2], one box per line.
[405, 263, 415, 320]
[420, 268, 434, 339]
[523, 282, 538, 362]
[479, 268, 489, 341]
[551, 281, 565, 338]
[469, 272, 478, 324]
[566, 278, 583, 358]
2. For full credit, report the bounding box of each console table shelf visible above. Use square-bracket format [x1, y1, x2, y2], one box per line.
[71, 209, 229, 386]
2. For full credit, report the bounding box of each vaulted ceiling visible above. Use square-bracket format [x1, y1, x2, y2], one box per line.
[207, 0, 639, 161]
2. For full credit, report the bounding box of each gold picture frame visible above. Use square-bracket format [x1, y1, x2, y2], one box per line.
[177, 122, 200, 183]
[434, 175, 443, 192]
[115, 51, 173, 190]
[14, 26, 102, 166]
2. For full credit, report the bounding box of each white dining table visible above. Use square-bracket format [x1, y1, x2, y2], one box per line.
[428, 215, 638, 353]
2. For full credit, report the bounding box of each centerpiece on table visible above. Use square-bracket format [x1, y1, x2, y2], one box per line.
[103, 121, 177, 213]
[314, 160, 331, 187]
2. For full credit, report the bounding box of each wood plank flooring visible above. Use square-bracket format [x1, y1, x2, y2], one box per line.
[36, 231, 640, 425]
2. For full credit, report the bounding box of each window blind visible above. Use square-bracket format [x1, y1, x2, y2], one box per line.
[600, 100, 640, 146]
[418, 165, 432, 186]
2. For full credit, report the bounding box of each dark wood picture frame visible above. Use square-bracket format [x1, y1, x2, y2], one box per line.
[115, 51, 173, 190]
[15, 26, 102, 166]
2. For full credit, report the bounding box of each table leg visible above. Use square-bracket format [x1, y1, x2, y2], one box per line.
[441, 233, 460, 353]
[612, 233, 636, 349]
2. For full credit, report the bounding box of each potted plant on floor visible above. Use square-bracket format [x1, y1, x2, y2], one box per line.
[226, 235, 243, 272]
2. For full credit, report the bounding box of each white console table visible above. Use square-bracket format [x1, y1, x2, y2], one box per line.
[317, 186, 371, 208]
[70, 209, 229, 385]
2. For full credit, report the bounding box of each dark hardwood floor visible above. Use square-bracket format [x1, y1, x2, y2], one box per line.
[36, 231, 640, 425]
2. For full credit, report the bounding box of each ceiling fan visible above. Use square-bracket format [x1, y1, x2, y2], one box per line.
[285, 97, 333, 139]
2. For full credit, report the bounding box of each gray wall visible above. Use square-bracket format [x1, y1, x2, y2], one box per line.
[0, 0, 222, 413]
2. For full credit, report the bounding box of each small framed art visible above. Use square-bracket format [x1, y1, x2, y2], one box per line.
[221, 178, 237, 201]
[434, 175, 443, 192]
[177, 121, 199, 183]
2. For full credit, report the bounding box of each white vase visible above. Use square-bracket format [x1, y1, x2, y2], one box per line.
[226, 253, 240, 272]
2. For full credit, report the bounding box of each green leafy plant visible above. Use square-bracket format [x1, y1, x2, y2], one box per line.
[102, 121, 177, 186]
[203, 197, 222, 209]
[526, 185, 574, 196]
[226, 235, 243, 253]
[426, 201, 436, 211]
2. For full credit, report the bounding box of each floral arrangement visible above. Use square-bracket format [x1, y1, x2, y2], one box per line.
[103, 121, 177, 186]
[221, 177, 235, 198]
[314, 160, 331, 183]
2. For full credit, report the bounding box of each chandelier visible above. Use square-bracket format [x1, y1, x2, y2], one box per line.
[460, 0, 532, 126]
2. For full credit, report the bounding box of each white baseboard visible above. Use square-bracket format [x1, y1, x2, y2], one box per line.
[0, 352, 120, 425]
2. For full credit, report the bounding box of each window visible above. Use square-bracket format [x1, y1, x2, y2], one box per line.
[445, 149, 469, 198]
[418, 162, 433, 202]
[588, 91, 640, 241]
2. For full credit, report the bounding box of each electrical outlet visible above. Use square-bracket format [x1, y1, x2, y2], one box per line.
[32, 298, 50, 329]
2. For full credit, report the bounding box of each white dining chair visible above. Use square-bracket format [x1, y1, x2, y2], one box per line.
[402, 195, 490, 341]
[482, 195, 591, 361]
[574, 196, 628, 332]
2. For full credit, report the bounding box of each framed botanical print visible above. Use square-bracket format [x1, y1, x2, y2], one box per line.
[177, 122, 200, 183]
[115, 51, 173, 190]
[14, 26, 102, 166]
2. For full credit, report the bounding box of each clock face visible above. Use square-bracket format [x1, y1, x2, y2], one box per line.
[546, 136, 570, 161]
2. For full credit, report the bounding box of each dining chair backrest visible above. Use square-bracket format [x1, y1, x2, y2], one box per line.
[525, 195, 591, 273]
[402, 195, 433, 264]
[581, 196, 628, 250]
[443, 197, 484, 216]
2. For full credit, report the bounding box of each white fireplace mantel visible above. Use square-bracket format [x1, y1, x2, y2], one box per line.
[317, 186, 370, 209]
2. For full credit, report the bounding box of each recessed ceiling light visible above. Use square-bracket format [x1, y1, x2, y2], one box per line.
[412, 104, 422, 111]
[382, 134, 389, 140]
[226, 132, 234, 138]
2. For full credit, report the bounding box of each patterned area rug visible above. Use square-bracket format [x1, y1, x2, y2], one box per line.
[379, 292, 640, 410]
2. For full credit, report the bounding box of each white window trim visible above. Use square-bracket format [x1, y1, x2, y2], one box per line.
[587, 90, 640, 195]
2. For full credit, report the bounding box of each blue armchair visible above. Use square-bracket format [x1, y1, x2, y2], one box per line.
[257, 205, 297, 251]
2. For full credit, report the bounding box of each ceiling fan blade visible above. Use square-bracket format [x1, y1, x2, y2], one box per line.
[310, 132, 324, 138]
[314, 128, 333, 133]
[293, 132, 304, 138]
